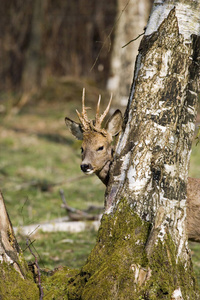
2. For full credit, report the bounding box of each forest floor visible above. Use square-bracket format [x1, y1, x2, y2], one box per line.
[0, 77, 200, 281]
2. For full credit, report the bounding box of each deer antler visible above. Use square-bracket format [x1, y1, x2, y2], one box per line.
[76, 88, 112, 135]
[76, 88, 91, 131]
[94, 93, 112, 131]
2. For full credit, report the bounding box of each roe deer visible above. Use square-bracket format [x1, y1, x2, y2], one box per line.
[65, 88, 123, 185]
[65, 88, 200, 242]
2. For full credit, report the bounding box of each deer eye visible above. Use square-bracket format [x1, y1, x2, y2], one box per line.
[97, 146, 104, 151]
[81, 147, 84, 153]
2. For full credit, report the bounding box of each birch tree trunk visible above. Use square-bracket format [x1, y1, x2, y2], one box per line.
[68, 1, 200, 299]
[0, 192, 38, 299]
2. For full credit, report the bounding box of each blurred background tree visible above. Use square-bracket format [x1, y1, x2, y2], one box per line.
[0, 0, 116, 92]
[0, 0, 152, 96]
[107, 0, 152, 108]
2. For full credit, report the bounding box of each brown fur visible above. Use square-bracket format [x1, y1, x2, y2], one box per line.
[187, 177, 200, 242]
[81, 131, 113, 184]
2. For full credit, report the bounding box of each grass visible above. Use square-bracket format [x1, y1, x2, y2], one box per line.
[190, 241, 200, 285]
[0, 82, 200, 279]
[18, 230, 97, 270]
[190, 141, 200, 178]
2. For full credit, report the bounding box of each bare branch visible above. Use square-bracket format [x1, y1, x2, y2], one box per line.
[26, 238, 44, 300]
[122, 31, 145, 48]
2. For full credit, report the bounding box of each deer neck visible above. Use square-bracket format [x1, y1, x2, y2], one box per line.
[96, 148, 114, 185]
[96, 160, 111, 185]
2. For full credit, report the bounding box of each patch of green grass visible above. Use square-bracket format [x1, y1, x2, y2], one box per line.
[17, 230, 97, 270]
[190, 142, 200, 178]
[189, 241, 200, 285]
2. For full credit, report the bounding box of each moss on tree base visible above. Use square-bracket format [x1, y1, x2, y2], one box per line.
[64, 198, 199, 299]
[0, 262, 39, 300]
[41, 267, 79, 299]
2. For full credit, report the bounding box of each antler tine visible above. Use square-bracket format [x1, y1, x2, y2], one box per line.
[76, 109, 82, 122]
[81, 88, 87, 118]
[76, 88, 90, 130]
[99, 93, 113, 125]
[95, 94, 101, 126]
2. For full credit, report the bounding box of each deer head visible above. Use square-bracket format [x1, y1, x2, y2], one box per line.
[65, 88, 123, 185]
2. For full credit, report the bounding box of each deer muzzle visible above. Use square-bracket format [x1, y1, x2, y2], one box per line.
[81, 163, 94, 175]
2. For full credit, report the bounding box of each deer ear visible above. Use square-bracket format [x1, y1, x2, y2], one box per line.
[65, 117, 83, 140]
[105, 109, 123, 136]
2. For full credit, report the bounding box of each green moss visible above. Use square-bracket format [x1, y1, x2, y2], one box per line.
[67, 198, 151, 299]
[143, 236, 199, 299]
[0, 262, 39, 299]
[42, 267, 79, 300]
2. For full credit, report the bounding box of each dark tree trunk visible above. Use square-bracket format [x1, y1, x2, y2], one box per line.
[0, 1, 33, 91]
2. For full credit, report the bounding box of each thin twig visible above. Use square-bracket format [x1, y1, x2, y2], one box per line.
[27, 224, 41, 237]
[24, 238, 36, 252]
[122, 31, 145, 48]
[26, 238, 44, 300]
[90, 0, 131, 71]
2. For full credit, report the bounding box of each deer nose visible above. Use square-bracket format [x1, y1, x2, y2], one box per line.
[81, 164, 93, 174]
